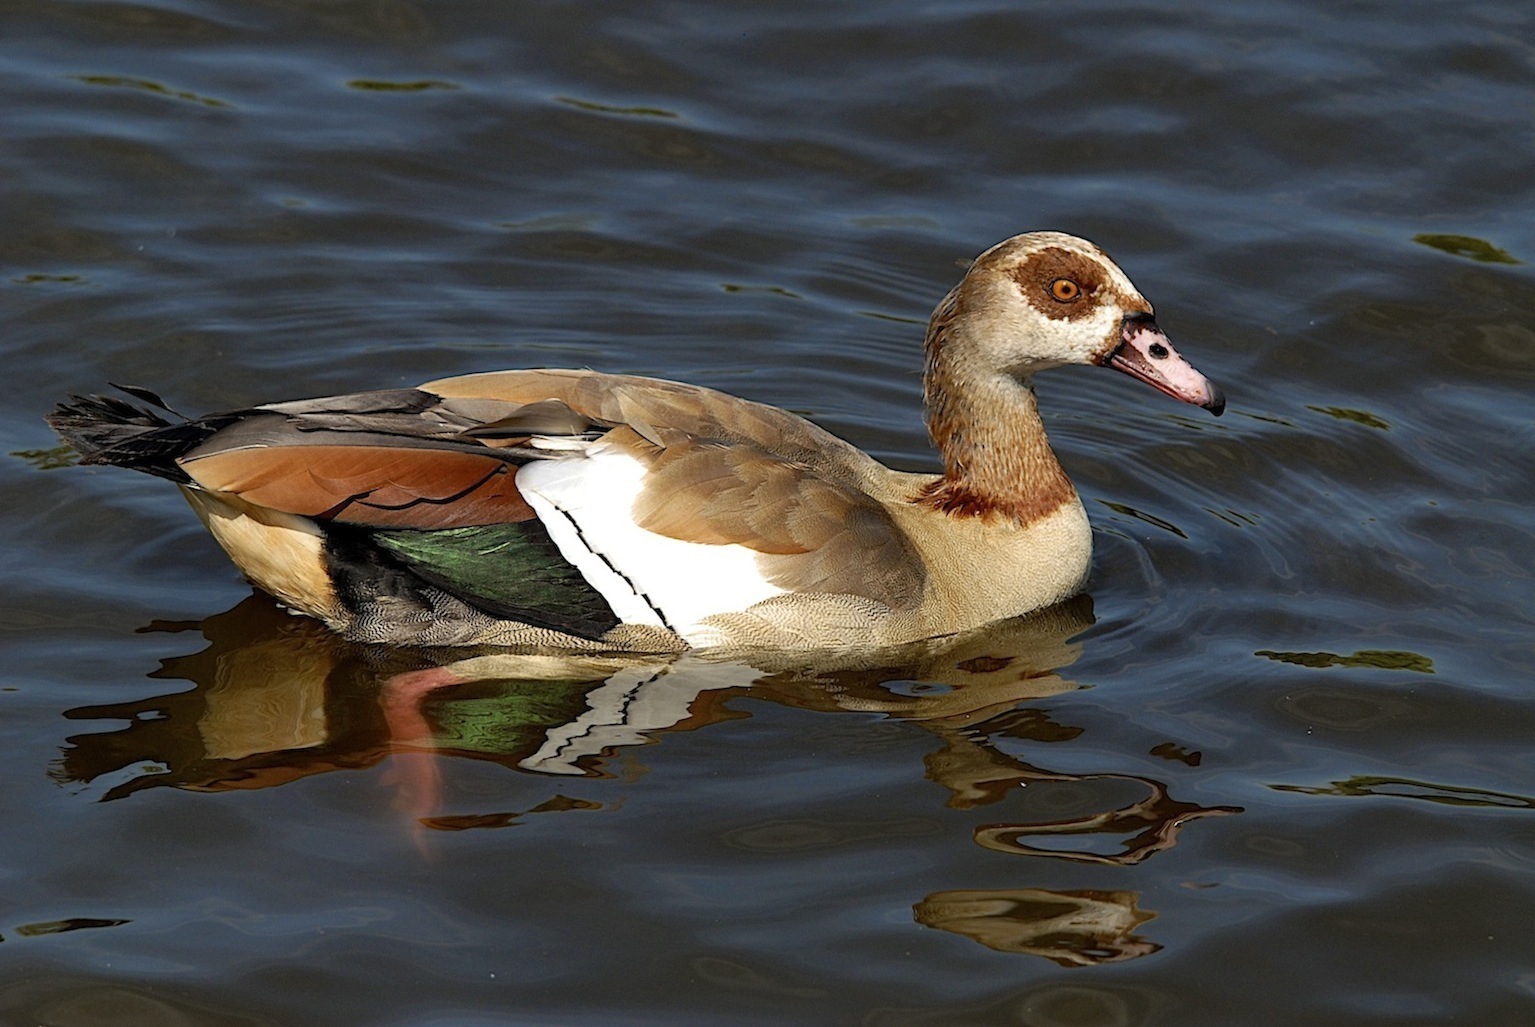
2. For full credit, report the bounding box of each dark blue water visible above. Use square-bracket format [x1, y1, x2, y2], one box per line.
[5, 1, 1535, 1023]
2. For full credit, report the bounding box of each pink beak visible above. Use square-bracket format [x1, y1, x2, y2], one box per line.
[1104, 314, 1225, 415]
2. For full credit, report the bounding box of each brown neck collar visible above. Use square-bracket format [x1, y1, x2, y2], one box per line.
[916, 285, 1077, 524]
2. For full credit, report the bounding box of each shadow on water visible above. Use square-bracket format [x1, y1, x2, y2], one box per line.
[53, 592, 1238, 969]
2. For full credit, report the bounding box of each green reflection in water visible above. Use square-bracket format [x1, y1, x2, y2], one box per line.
[722, 283, 803, 298]
[346, 80, 460, 92]
[555, 96, 678, 118]
[72, 75, 231, 108]
[1274, 776, 1535, 809]
[1412, 233, 1520, 264]
[10, 446, 78, 470]
[425, 678, 604, 757]
[1255, 649, 1434, 673]
[1308, 405, 1390, 430]
[13, 273, 85, 285]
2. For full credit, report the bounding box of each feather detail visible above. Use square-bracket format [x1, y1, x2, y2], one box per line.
[181, 445, 536, 528]
[368, 523, 618, 636]
[517, 444, 791, 641]
[461, 398, 603, 439]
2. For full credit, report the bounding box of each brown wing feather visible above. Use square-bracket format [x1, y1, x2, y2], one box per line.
[620, 435, 926, 606]
[423, 370, 873, 480]
[182, 445, 535, 528]
[632, 441, 816, 554]
[421, 370, 929, 606]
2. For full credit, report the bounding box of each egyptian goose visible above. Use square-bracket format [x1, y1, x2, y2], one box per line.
[48, 231, 1223, 651]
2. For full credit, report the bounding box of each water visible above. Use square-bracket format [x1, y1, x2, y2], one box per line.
[4, 0, 1535, 1023]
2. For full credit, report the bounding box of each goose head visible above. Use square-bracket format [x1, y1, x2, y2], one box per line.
[925, 231, 1224, 415]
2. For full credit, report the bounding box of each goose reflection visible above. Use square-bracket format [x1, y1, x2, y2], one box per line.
[914, 887, 1159, 967]
[55, 592, 1238, 963]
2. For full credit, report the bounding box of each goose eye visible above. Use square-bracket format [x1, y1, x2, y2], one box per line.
[1049, 278, 1082, 302]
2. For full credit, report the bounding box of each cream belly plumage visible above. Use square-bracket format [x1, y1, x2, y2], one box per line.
[47, 231, 1224, 652]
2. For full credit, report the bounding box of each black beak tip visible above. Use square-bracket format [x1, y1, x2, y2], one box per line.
[1205, 387, 1226, 417]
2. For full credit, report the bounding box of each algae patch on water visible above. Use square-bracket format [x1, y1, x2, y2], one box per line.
[1255, 649, 1434, 673]
[1412, 233, 1520, 264]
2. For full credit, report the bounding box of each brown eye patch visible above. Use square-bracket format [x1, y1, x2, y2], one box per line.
[1010, 246, 1112, 321]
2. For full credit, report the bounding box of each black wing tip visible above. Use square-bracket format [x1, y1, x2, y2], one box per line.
[44, 385, 205, 480]
[106, 383, 183, 418]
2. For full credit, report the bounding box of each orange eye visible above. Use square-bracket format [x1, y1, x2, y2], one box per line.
[1050, 278, 1081, 302]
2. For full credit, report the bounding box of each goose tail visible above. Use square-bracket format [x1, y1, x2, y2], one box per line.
[46, 385, 221, 483]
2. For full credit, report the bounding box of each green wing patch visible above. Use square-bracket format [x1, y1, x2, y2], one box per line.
[373, 522, 618, 637]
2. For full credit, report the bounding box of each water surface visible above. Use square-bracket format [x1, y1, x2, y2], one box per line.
[4, 0, 1535, 1023]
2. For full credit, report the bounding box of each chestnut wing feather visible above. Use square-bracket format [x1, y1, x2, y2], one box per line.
[169, 390, 538, 528]
[182, 445, 535, 528]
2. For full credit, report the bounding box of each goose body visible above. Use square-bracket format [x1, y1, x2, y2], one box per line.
[48, 232, 1223, 652]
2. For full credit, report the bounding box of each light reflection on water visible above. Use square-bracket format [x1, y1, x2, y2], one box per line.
[5, 0, 1535, 1022]
[56, 593, 1236, 973]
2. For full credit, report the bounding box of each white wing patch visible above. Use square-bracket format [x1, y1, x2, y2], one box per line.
[519, 659, 759, 775]
[516, 442, 788, 643]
